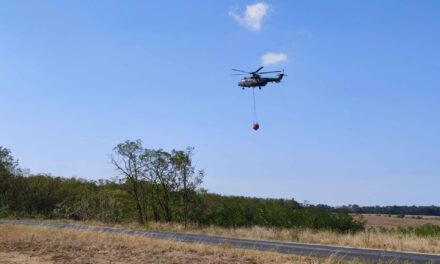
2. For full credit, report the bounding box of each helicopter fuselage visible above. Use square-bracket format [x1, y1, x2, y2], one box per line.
[238, 74, 284, 89]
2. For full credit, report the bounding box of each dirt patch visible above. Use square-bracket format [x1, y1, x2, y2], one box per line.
[0, 252, 53, 264]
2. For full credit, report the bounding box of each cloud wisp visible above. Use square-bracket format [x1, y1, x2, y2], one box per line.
[229, 2, 269, 32]
[261, 52, 288, 66]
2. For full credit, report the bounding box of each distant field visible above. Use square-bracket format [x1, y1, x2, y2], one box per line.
[354, 214, 440, 228]
[0, 224, 368, 264]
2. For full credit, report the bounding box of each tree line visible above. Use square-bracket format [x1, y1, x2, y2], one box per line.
[318, 204, 440, 216]
[0, 143, 364, 232]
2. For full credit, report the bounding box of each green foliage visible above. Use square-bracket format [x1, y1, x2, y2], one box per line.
[0, 147, 19, 174]
[111, 141, 205, 224]
[415, 224, 440, 237]
[388, 224, 440, 238]
[194, 194, 363, 232]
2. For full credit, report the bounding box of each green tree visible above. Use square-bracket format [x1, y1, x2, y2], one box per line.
[143, 149, 176, 222]
[0, 147, 19, 174]
[171, 147, 204, 226]
[111, 140, 147, 224]
[0, 147, 19, 216]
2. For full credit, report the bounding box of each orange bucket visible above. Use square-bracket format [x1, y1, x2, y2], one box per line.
[252, 123, 260, 130]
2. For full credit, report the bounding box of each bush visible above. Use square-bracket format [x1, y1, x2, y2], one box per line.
[415, 224, 440, 237]
[390, 224, 440, 238]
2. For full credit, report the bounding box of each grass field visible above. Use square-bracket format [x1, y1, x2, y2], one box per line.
[39, 214, 440, 255]
[355, 214, 440, 228]
[0, 224, 371, 264]
[139, 221, 440, 254]
[2, 215, 439, 264]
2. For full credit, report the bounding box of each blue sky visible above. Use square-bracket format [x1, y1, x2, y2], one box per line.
[1, 1, 439, 205]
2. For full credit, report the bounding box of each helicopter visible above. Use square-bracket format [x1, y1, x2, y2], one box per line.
[232, 66, 286, 90]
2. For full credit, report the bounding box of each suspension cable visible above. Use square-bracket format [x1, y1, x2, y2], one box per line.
[252, 88, 258, 123]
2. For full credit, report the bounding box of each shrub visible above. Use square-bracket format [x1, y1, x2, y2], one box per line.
[415, 224, 440, 237]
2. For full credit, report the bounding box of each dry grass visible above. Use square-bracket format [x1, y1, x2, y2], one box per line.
[49, 219, 440, 255]
[147, 222, 440, 254]
[0, 224, 368, 264]
[355, 214, 440, 228]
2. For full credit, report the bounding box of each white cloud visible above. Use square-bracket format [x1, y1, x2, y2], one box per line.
[229, 2, 269, 32]
[261, 52, 288, 66]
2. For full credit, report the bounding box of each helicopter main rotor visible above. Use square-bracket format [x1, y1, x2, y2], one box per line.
[231, 66, 281, 77]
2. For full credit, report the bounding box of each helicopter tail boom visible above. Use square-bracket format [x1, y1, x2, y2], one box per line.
[267, 73, 285, 83]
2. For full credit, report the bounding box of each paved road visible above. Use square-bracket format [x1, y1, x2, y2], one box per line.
[1, 219, 439, 263]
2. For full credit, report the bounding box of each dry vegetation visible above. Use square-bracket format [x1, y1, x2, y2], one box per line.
[0, 224, 370, 264]
[49, 216, 440, 255]
[355, 214, 440, 228]
[143, 221, 440, 254]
